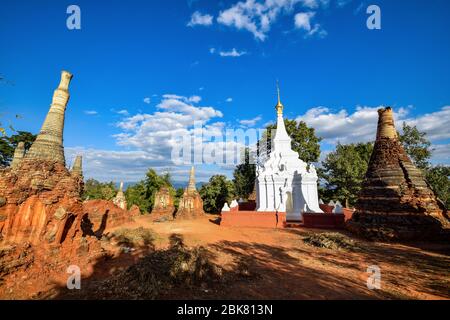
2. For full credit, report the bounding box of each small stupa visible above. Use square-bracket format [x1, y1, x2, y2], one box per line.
[71, 155, 83, 177]
[151, 186, 175, 221]
[10, 142, 26, 170]
[113, 182, 127, 210]
[348, 107, 449, 240]
[175, 166, 205, 219]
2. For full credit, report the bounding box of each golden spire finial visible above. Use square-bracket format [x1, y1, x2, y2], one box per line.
[275, 80, 284, 115]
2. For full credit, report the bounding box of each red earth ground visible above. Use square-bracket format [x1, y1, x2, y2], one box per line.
[1, 214, 449, 300]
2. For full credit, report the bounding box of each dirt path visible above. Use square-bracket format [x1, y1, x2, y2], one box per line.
[1, 215, 449, 300]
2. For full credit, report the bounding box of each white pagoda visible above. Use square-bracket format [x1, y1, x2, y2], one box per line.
[256, 85, 323, 221]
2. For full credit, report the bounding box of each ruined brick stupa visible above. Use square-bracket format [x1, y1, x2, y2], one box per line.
[348, 107, 449, 240]
[175, 166, 205, 219]
[0, 71, 85, 246]
[113, 182, 127, 210]
[151, 186, 175, 221]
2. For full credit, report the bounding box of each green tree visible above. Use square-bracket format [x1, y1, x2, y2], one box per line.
[199, 175, 235, 213]
[261, 119, 322, 163]
[0, 131, 36, 167]
[125, 169, 173, 213]
[426, 166, 450, 209]
[320, 142, 374, 207]
[399, 122, 432, 170]
[82, 179, 117, 201]
[232, 147, 256, 199]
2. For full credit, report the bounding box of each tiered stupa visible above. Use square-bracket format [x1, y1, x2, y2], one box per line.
[255, 84, 322, 221]
[175, 166, 205, 219]
[0, 71, 86, 246]
[25, 71, 73, 164]
[151, 186, 176, 221]
[348, 107, 449, 240]
[71, 155, 83, 177]
[10, 142, 26, 170]
[113, 182, 127, 210]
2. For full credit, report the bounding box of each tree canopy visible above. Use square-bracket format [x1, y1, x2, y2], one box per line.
[199, 175, 235, 213]
[399, 122, 432, 170]
[232, 147, 256, 200]
[125, 169, 174, 213]
[320, 142, 374, 207]
[82, 179, 118, 201]
[0, 131, 37, 167]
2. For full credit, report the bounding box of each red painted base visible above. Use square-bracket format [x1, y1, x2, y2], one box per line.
[303, 213, 345, 229]
[220, 211, 286, 228]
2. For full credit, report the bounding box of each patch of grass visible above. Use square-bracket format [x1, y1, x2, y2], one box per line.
[303, 232, 358, 251]
[63, 235, 225, 299]
[109, 227, 156, 248]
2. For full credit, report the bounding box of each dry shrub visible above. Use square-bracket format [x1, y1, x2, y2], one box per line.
[109, 227, 155, 248]
[303, 232, 358, 251]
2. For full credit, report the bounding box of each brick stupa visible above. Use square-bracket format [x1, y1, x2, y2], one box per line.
[151, 186, 176, 221]
[0, 71, 85, 246]
[348, 107, 449, 241]
[175, 166, 205, 219]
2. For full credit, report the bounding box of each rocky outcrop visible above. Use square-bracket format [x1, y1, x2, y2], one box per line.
[0, 160, 84, 245]
[348, 107, 449, 241]
[0, 71, 83, 246]
[82, 199, 137, 237]
[175, 167, 205, 219]
[151, 186, 175, 221]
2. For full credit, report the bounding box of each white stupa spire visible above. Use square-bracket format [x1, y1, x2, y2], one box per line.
[273, 81, 292, 152]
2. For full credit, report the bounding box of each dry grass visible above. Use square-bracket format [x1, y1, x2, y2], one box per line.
[303, 232, 359, 251]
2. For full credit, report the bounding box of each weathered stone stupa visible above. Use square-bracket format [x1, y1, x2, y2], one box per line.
[10, 142, 26, 170]
[348, 107, 449, 240]
[0, 71, 85, 246]
[151, 186, 175, 221]
[71, 155, 83, 176]
[175, 166, 205, 219]
[113, 182, 127, 210]
[25, 70, 73, 164]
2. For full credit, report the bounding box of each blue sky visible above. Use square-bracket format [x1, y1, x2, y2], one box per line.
[1, 0, 449, 183]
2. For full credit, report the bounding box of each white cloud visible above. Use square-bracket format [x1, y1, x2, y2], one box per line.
[187, 11, 214, 27]
[226, 97, 233, 102]
[209, 47, 216, 54]
[294, 12, 315, 30]
[217, 0, 301, 41]
[116, 109, 129, 116]
[143, 97, 151, 104]
[84, 110, 98, 115]
[294, 12, 327, 38]
[296, 105, 450, 164]
[219, 48, 247, 57]
[216, 0, 331, 41]
[239, 115, 262, 127]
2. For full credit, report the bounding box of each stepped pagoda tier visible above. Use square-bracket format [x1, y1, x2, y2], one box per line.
[175, 166, 205, 219]
[25, 70, 73, 165]
[348, 107, 449, 240]
[256, 85, 322, 221]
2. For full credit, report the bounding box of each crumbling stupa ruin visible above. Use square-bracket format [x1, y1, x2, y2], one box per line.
[348, 107, 449, 241]
[0, 71, 88, 248]
[112, 182, 127, 210]
[175, 166, 205, 219]
[151, 186, 175, 221]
